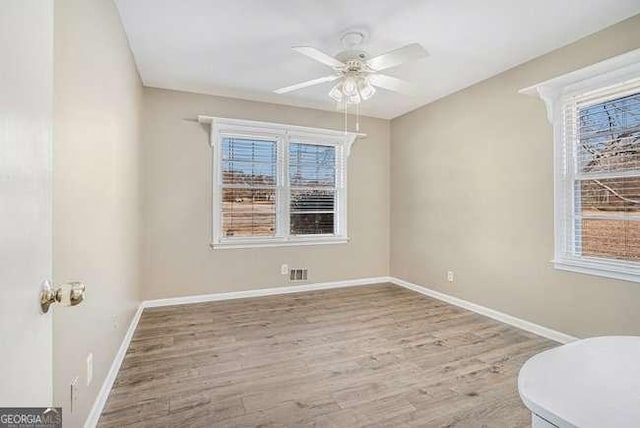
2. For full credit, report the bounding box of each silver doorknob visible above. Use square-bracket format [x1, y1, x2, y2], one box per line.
[40, 280, 86, 313]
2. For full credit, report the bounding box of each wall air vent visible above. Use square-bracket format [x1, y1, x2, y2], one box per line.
[289, 268, 308, 282]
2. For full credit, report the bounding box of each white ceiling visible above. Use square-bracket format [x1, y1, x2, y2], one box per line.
[115, 0, 640, 119]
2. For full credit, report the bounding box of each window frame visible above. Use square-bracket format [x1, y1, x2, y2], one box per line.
[520, 48, 640, 282]
[204, 117, 358, 249]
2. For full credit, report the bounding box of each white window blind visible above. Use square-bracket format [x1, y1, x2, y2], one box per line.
[221, 136, 278, 238]
[561, 79, 640, 264]
[288, 143, 338, 235]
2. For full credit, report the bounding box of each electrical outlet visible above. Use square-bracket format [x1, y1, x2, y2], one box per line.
[447, 271, 454, 282]
[280, 264, 288, 275]
[70, 376, 79, 413]
[112, 314, 119, 330]
[86, 353, 93, 386]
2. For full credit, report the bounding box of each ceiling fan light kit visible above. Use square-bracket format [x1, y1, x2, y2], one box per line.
[328, 74, 376, 104]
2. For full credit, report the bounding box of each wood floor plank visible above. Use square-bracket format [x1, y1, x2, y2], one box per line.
[98, 284, 555, 427]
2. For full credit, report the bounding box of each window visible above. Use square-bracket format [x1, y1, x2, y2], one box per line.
[522, 48, 640, 282]
[570, 91, 640, 263]
[204, 117, 357, 249]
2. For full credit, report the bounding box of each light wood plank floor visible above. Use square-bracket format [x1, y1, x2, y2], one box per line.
[98, 284, 556, 427]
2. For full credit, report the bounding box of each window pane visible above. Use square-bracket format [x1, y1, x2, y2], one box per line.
[580, 177, 640, 213]
[222, 160, 276, 186]
[578, 177, 640, 261]
[222, 188, 275, 237]
[289, 143, 335, 187]
[578, 92, 640, 174]
[222, 137, 276, 186]
[290, 189, 335, 212]
[290, 213, 334, 235]
[579, 218, 640, 262]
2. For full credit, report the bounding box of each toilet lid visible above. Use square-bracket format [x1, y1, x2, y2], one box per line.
[518, 336, 640, 428]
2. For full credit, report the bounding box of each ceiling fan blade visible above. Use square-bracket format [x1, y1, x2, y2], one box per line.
[368, 74, 415, 94]
[274, 75, 340, 94]
[292, 46, 345, 69]
[366, 43, 428, 71]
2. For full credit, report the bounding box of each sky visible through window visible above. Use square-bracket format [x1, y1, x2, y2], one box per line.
[289, 143, 335, 187]
[579, 92, 640, 173]
[220, 138, 336, 186]
[222, 137, 277, 184]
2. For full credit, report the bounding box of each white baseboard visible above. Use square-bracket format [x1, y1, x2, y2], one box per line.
[85, 274, 577, 427]
[389, 277, 578, 344]
[143, 277, 391, 308]
[84, 303, 144, 428]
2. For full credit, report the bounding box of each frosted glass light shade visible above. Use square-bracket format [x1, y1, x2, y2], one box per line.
[358, 77, 376, 100]
[329, 84, 343, 102]
[342, 76, 358, 97]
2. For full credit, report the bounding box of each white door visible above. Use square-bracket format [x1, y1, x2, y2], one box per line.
[0, 0, 54, 406]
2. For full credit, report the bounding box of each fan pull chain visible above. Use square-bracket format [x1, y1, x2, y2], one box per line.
[344, 100, 348, 134]
[356, 101, 360, 132]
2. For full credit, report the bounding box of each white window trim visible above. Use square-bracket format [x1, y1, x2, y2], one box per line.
[520, 48, 640, 283]
[198, 116, 362, 249]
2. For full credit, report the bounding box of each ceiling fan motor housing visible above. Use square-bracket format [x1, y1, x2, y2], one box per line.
[336, 51, 368, 65]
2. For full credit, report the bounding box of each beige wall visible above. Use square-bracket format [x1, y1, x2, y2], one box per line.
[140, 88, 390, 299]
[390, 14, 640, 339]
[53, 0, 142, 426]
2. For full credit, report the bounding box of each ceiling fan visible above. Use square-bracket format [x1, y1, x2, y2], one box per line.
[274, 31, 428, 105]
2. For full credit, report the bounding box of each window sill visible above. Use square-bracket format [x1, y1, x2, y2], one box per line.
[210, 237, 350, 250]
[553, 256, 640, 284]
